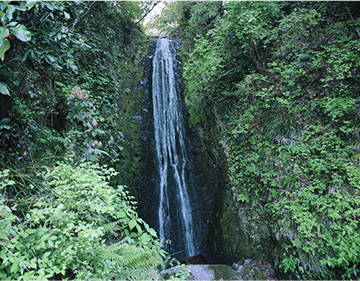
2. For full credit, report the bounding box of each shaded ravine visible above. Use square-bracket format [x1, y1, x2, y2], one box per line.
[140, 38, 226, 264]
[152, 38, 195, 257]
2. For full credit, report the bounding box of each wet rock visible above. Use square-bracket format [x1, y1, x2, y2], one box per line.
[232, 262, 239, 270]
[160, 264, 241, 280]
[233, 259, 278, 280]
[236, 265, 245, 274]
[181, 254, 208, 265]
[161, 260, 277, 281]
[254, 268, 267, 280]
[268, 268, 276, 278]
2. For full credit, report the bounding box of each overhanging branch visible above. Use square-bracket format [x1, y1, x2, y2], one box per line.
[135, 2, 160, 24]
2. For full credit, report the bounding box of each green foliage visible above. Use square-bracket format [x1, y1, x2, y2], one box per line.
[1, 1, 147, 186]
[167, 267, 191, 281]
[101, 237, 165, 281]
[5, 0, 360, 279]
[0, 117, 11, 138]
[0, 1, 33, 61]
[0, 81, 9, 95]
[180, 1, 360, 279]
[61, 84, 107, 161]
[144, 2, 184, 37]
[0, 161, 164, 280]
[0, 2, 161, 279]
[0, 169, 15, 189]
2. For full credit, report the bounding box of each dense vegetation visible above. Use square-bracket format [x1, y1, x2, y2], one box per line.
[2, 1, 360, 280]
[156, 1, 360, 279]
[0, 1, 168, 280]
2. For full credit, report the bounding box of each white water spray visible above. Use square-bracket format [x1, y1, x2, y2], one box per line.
[152, 39, 195, 257]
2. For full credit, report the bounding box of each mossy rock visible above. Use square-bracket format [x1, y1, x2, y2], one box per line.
[161, 264, 242, 280]
[239, 266, 267, 280]
[253, 268, 267, 280]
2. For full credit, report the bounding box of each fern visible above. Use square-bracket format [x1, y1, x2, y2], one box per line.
[159, 254, 181, 271]
[103, 237, 161, 269]
[102, 237, 163, 280]
[102, 219, 122, 233]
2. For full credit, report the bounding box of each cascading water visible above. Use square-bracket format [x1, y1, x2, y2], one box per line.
[152, 38, 196, 257]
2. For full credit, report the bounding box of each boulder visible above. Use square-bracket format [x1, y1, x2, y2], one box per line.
[232, 259, 277, 280]
[160, 264, 242, 280]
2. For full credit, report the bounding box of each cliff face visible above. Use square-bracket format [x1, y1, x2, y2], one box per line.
[176, 1, 360, 279]
[1, 2, 149, 188]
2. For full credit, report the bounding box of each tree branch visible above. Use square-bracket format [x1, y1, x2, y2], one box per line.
[135, 2, 160, 24]
[4, 245, 33, 278]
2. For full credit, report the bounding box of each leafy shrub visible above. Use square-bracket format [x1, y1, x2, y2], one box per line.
[1, 2, 163, 280]
[0, 160, 164, 280]
[180, 1, 360, 279]
[63, 84, 107, 161]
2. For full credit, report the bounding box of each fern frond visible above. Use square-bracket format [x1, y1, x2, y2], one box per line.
[159, 255, 180, 271]
[125, 268, 159, 281]
[102, 219, 123, 233]
[102, 238, 162, 271]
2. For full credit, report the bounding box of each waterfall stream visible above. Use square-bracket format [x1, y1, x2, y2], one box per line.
[152, 38, 195, 257]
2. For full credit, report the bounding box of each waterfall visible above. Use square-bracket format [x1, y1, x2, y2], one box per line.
[152, 38, 195, 257]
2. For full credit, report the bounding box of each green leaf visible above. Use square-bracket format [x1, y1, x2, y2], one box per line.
[7, 22, 18, 27]
[14, 5, 27, 12]
[0, 27, 9, 41]
[10, 261, 19, 273]
[0, 82, 10, 95]
[46, 54, 56, 63]
[10, 24, 31, 42]
[0, 2, 7, 12]
[129, 219, 136, 230]
[116, 210, 126, 218]
[136, 224, 142, 234]
[0, 38, 10, 61]
[139, 233, 151, 244]
[5, 5, 15, 22]
[148, 228, 157, 237]
[25, 1, 37, 10]
[43, 2, 55, 11]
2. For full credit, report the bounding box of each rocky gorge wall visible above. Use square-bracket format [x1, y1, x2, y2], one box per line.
[185, 103, 276, 266]
[138, 37, 277, 269]
[178, 53, 278, 267]
[138, 39, 207, 261]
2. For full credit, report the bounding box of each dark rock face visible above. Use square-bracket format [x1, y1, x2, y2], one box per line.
[181, 254, 208, 265]
[139, 40, 276, 269]
[138, 40, 158, 242]
[139, 39, 201, 260]
[232, 259, 277, 280]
